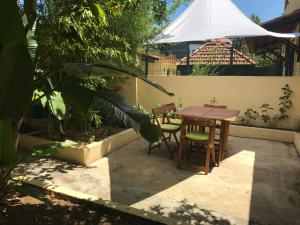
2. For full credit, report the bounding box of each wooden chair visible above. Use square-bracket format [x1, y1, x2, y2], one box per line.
[203, 104, 227, 164]
[164, 103, 182, 126]
[178, 116, 216, 175]
[203, 104, 227, 127]
[148, 105, 180, 159]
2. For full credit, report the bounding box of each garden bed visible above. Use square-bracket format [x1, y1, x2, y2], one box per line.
[229, 124, 295, 143]
[19, 128, 140, 166]
[294, 132, 300, 156]
[0, 182, 162, 225]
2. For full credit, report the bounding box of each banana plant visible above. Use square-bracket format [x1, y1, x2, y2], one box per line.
[34, 62, 171, 143]
[0, 0, 174, 201]
[0, 0, 34, 201]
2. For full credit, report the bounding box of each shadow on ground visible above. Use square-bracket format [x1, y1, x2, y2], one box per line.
[15, 136, 300, 225]
[14, 152, 87, 182]
[150, 199, 231, 225]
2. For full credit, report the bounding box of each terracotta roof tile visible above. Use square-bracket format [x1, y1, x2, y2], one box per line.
[179, 40, 255, 65]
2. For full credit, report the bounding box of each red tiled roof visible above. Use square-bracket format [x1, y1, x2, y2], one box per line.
[146, 53, 177, 61]
[179, 40, 255, 65]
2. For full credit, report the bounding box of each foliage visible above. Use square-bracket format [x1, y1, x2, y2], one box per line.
[31, 1, 175, 141]
[0, 0, 35, 201]
[233, 14, 260, 56]
[30, 0, 181, 142]
[32, 140, 77, 157]
[192, 42, 222, 76]
[0, 42, 34, 119]
[251, 14, 261, 25]
[192, 64, 219, 76]
[259, 103, 274, 127]
[260, 84, 293, 128]
[254, 52, 278, 68]
[233, 38, 250, 55]
[233, 13, 277, 70]
[0, 0, 176, 201]
[134, 104, 153, 118]
[240, 108, 259, 125]
[241, 84, 293, 128]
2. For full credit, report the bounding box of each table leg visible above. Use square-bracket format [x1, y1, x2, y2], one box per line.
[220, 121, 230, 162]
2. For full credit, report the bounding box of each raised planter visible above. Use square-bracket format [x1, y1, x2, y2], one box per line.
[294, 132, 300, 156]
[19, 128, 140, 166]
[229, 125, 295, 143]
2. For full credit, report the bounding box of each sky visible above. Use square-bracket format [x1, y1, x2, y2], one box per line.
[174, 0, 285, 22]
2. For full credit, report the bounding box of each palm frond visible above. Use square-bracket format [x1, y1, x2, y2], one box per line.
[22, 14, 38, 63]
[63, 62, 174, 96]
[93, 91, 160, 143]
[93, 91, 150, 130]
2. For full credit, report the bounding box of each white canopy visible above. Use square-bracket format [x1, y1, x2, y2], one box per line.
[152, 0, 300, 44]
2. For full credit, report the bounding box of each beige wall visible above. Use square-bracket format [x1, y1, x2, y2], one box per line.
[120, 76, 300, 129]
[118, 77, 137, 106]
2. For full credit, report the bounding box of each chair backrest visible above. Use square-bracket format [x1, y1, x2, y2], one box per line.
[182, 116, 214, 129]
[152, 103, 178, 125]
[181, 116, 215, 143]
[164, 103, 177, 113]
[152, 105, 170, 125]
[203, 104, 227, 109]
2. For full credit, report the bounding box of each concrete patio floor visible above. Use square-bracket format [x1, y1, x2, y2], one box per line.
[15, 136, 300, 225]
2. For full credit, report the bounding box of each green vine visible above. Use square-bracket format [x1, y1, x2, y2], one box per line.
[241, 84, 293, 128]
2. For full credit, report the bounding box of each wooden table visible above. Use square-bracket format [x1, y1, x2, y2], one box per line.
[174, 106, 240, 164]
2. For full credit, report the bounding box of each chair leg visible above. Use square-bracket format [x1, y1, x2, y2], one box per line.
[148, 141, 161, 155]
[204, 145, 211, 175]
[186, 140, 190, 160]
[177, 138, 185, 168]
[162, 132, 173, 159]
[173, 132, 179, 147]
[211, 144, 216, 166]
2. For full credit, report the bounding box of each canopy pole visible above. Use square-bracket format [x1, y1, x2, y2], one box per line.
[145, 45, 149, 77]
[230, 39, 234, 65]
[186, 42, 190, 75]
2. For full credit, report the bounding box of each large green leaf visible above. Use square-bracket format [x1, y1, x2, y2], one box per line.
[0, 41, 34, 118]
[60, 84, 94, 114]
[23, 14, 38, 63]
[0, 120, 19, 168]
[0, 0, 25, 48]
[32, 140, 77, 157]
[93, 91, 160, 143]
[59, 84, 161, 143]
[33, 89, 47, 108]
[49, 91, 66, 121]
[139, 123, 161, 143]
[63, 62, 175, 96]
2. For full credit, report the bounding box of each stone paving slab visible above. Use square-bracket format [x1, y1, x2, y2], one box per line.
[15, 136, 300, 225]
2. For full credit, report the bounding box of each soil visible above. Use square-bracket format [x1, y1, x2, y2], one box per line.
[33, 126, 125, 144]
[63, 126, 125, 143]
[0, 183, 162, 225]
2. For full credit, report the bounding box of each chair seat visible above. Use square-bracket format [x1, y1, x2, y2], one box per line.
[161, 124, 180, 131]
[185, 132, 209, 142]
[170, 118, 182, 125]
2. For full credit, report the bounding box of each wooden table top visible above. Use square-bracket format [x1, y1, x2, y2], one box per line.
[175, 106, 240, 122]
